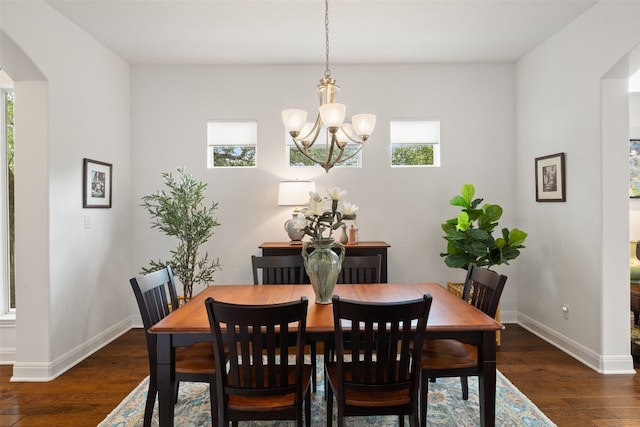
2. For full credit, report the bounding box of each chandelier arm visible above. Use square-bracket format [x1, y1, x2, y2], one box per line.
[290, 137, 319, 162]
[338, 125, 368, 144]
[297, 116, 323, 149]
[331, 141, 365, 164]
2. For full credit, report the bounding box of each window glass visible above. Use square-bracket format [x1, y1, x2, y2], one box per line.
[286, 130, 361, 168]
[390, 120, 440, 167]
[1, 87, 15, 312]
[207, 121, 257, 168]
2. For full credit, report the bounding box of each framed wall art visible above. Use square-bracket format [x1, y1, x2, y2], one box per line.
[83, 158, 112, 208]
[630, 139, 640, 198]
[535, 152, 565, 202]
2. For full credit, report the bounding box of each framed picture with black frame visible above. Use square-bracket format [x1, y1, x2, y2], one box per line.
[83, 158, 112, 208]
[535, 152, 565, 202]
[630, 139, 640, 198]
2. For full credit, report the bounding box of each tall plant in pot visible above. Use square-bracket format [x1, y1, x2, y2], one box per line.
[441, 184, 527, 271]
[140, 167, 221, 300]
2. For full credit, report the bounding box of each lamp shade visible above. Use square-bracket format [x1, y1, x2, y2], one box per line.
[278, 181, 316, 206]
[352, 113, 376, 138]
[319, 103, 346, 128]
[282, 109, 307, 133]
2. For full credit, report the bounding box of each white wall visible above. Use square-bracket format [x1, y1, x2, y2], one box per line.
[4, 0, 638, 380]
[130, 63, 521, 314]
[0, 1, 132, 379]
[516, 0, 640, 373]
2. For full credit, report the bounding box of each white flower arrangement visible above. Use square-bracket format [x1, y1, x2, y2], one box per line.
[290, 187, 358, 241]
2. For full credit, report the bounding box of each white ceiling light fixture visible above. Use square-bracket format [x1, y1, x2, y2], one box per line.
[282, 0, 376, 173]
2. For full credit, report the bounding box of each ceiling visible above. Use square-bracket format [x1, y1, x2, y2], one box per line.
[44, 0, 598, 66]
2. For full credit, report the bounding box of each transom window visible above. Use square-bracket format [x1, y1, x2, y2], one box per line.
[207, 121, 257, 168]
[390, 120, 440, 167]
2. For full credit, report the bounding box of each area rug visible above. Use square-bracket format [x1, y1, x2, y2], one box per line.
[100, 363, 556, 427]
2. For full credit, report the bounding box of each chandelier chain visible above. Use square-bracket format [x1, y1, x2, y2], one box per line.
[324, 0, 331, 78]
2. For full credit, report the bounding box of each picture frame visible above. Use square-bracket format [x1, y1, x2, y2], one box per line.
[83, 158, 112, 208]
[535, 152, 565, 202]
[630, 139, 640, 198]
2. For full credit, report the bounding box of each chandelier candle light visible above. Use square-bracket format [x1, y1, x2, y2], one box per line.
[282, 0, 376, 173]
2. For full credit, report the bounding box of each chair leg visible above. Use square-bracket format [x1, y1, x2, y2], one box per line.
[304, 386, 311, 427]
[399, 414, 405, 427]
[461, 376, 469, 400]
[174, 381, 179, 404]
[144, 376, 157, 427]
[326, 373, 334, 427]
[310, 342, 317, 393]
[208, 378, 218, 427]
[420, 371, 429, 427]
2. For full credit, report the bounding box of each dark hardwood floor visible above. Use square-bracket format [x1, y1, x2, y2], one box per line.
[0, 324, 638, 426]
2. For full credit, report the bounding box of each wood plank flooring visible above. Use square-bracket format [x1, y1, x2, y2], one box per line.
[0, 324, 638, 426]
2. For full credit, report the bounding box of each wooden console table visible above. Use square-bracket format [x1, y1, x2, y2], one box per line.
[259, 241, 390, 283]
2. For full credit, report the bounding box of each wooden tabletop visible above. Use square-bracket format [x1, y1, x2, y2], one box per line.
[150, 283, 502, 335]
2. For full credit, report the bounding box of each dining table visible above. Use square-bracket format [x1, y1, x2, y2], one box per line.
[149, 283, 503, 427]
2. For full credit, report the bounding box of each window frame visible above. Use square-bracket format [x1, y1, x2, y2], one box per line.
[0, 87, 14, 315]
[390, 119, 441, 168]
[206, 120, 257, 169]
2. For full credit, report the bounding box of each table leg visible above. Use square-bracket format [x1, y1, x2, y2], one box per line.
[478, 330, 496, 427]
[156, 334, 176, 427]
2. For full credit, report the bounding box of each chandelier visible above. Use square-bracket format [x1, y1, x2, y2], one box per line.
[282, 0, 376, 173]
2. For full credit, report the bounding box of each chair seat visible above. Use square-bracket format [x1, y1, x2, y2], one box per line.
[227, 364, 312, 411]
[326, 363, 411, 407]
[421, 339, 477, 370]
[175, 342, 216, 374]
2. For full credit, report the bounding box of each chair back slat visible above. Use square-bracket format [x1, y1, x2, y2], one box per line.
[332, 294, 432, 395]
[338, 255, 382, 284]
[206, 296, 309, 398]
[461, 263, 507, 317]
[252, 255, 305, 284]
[130, 265, 178, 333]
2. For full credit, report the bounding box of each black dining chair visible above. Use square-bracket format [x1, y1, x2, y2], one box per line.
[251, 254, 305, 284]
[205, 296, 312, 427]
[129, 265, 217, 427]
[419, 263, 507, 427]
[337, 254, 382, 284]
[250, 254, 319, 393]
[325, 293, 433, 427]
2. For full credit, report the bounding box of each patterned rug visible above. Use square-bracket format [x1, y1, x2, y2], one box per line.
[100, 361, 556, 427]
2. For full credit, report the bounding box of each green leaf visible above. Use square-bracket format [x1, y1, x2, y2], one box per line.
[456, 212, 471, 231]
[483, 204, 503, 222]
[460, 184, 475, 204]
[509, 228, 528, 246]
[445, 253, 471, 269]
[449, 195, 470, 209]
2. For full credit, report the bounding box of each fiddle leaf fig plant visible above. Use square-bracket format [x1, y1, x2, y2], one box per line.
[141, 167, 221, 299]
[441, 184, 527, 270]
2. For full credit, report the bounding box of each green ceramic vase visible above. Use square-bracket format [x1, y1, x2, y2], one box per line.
[302, 238, 345, 304]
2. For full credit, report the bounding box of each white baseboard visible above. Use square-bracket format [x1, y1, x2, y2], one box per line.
[517, 313, 635, 374]
[10, 317, 134, 382]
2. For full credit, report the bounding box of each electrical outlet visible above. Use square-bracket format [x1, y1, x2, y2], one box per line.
[562, 304, 570, 320]
[84, 214, 91, 229]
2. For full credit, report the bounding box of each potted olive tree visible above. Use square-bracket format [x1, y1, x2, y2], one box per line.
[141, 167, 221, 301]
[441, 184, 527, 271]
